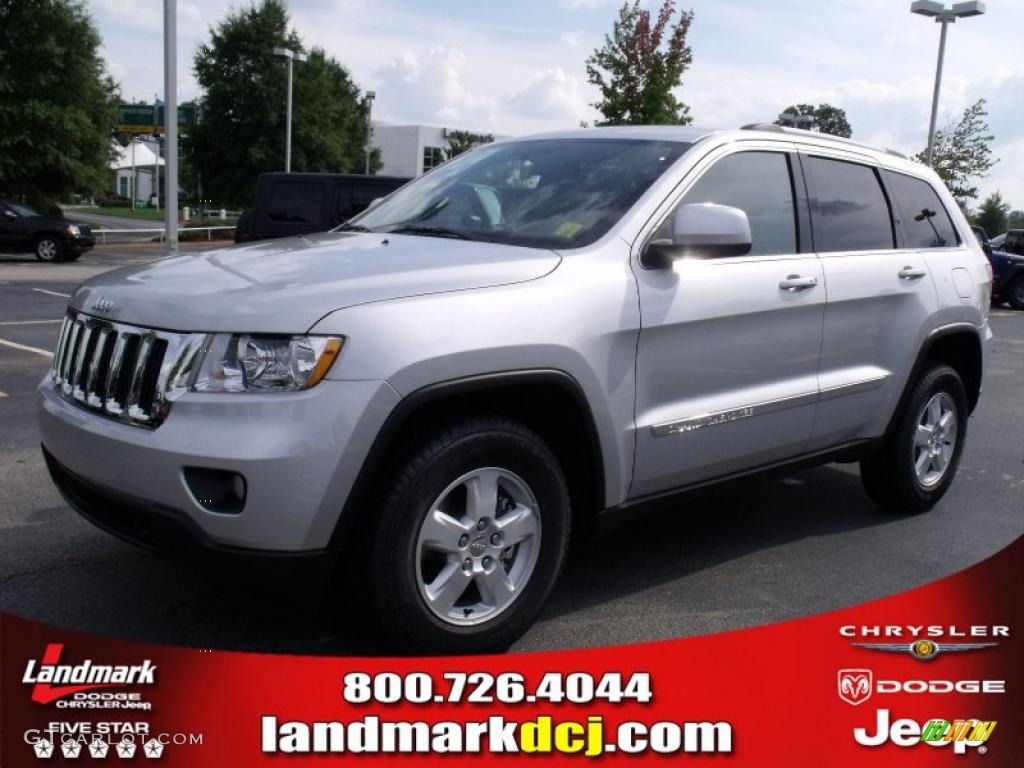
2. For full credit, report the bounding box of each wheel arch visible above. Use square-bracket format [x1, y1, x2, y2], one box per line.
[886, 324, 984, 438]
[328, 369, 607, 549]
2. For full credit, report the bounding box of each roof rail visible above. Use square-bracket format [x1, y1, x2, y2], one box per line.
[741, 123, 912, 161]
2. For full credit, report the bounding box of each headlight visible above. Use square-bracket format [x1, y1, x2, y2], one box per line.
[193, 334, 343, 393]
[66, 224, 80, 236]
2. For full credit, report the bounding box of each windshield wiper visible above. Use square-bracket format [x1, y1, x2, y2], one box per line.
[388, 225, 470, 240]
[336, 223, 373, 232]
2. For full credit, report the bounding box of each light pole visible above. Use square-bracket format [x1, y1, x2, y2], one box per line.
[273, 47, 307, 172]
[163, 0, 178, 255]
[911, 1, 986, 166]
[364, 90, 376, 175]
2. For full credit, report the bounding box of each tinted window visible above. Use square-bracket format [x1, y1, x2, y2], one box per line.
[807, 157, 894, 252]
[886, 172, 959, 248]
[677, 151, 797, 256]
[268, 182, 324, 223]
[352, 139, 690, 249]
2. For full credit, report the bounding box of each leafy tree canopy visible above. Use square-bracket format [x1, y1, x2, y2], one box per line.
[0, 0, 119, 210]
[972, 191, 1010, 238]
[444, 130, 494, 160]
[586, 0, 695, 126]
[185, 0, 377, 207]
[774, 103, 852, 138]
[914, 98, 995, 201]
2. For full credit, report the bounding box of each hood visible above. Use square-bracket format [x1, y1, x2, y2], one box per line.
[70, 231, 561, 333]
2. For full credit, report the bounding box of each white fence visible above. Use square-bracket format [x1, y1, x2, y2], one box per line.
[93, 225, 236, 244]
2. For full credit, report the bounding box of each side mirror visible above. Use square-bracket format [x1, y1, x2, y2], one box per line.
[366, 196, 385, 211]
[643, 203, 752, 267]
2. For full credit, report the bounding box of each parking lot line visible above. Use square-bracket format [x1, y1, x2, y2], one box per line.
[0, 319, 63, 326]
[0, 390, 7, 399]
[32, 288, 71, 298]
[0, 337, 54, 358]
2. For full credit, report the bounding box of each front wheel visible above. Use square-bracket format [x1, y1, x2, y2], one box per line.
[35, 236, 64, 262]
[364, 417, 570, 654]
[860, 363, 968, 513]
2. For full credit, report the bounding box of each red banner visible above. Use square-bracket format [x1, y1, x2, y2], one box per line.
[3, 535, 1021, 766]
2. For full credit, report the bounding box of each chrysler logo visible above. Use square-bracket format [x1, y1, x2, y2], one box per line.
[91, 297, 114, 314]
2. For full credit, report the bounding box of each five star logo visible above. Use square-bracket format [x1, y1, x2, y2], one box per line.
[116, 740, 137, 759]
[143, 738, 165, 758]
[61, 740, 83, 758]
[89, 738, 110, 758]
[33, 738, 55, 759]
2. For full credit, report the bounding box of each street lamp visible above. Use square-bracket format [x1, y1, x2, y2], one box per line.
[273, 46, 307, 172]
[365, 90, 376, 175]
[911, 1, 986, 166]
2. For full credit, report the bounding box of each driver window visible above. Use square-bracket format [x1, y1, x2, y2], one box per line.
[665, 151, 798, 256]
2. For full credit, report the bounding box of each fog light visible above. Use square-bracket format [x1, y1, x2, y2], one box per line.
[183, 467, 247, 514]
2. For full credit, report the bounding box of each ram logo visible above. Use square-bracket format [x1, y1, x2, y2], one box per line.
[839, 669, 873, 706]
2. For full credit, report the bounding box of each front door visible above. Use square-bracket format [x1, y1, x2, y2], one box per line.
[631, 147, 825, 498]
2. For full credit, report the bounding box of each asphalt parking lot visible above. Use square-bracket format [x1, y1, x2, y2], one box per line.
[1, 246, 1022, 655]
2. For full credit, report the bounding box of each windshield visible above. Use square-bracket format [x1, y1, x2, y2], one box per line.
[347, 138, 690, 249]
[6, 201, 42, 217]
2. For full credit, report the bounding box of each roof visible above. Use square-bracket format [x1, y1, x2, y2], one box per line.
[110, 140, 164, 171]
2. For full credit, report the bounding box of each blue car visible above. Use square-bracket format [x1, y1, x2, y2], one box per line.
[973, 227, 1024, 310]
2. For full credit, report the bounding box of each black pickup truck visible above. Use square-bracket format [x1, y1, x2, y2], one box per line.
[0, 199, 96, 262]
[234, 173, 410, 243]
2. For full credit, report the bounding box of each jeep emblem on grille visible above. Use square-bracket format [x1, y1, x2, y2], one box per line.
[91, 297, 114, 314]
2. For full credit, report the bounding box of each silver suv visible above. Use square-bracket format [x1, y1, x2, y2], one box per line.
[39, 126, 991, 652]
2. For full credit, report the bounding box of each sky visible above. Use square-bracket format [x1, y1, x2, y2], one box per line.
[89, 0, 1024, 208]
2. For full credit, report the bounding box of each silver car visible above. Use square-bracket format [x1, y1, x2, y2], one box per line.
[39, 125, 991, 652]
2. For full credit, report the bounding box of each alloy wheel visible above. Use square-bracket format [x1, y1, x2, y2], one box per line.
[912, 392, 958, 488]
[415, 467, 541, 626]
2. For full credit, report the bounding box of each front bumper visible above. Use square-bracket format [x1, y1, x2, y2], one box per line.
[69, 234, 96, 252]
[38, 375, 400, 552]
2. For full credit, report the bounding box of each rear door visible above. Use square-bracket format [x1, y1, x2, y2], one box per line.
[631, 144, 825, 497]
[802, 152, 939, 450]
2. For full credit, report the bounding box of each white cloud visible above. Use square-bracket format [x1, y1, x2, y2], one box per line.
[560, 30, 585, 48]
[507, 68, 592, 122]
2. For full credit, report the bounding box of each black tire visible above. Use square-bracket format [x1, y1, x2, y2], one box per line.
[364, 417, 570, 654]
[1007, 275, 1024, 311]
[860, 363, 968, 514]
[35, 235, 64, 262]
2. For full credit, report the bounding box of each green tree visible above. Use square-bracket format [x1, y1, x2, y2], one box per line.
[775, 103, 852, 138]
[586, 0, 695, 125]
[914, 99, 995, 201]
[444, 130, 494, 160]
[185, 0, 376, 207]
[972, 192, 1010, 238]
[0, 0, 119, 210]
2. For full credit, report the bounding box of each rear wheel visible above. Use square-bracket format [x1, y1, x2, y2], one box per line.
[363, 417, 570, 653]
[1007, 275, 1024, 311]
[35, 236, 63, 262]
[860, 363, 967, 513]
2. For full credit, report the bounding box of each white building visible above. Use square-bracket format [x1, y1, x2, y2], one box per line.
[371, 122, 508, 178]
[110, 139, 163, 202]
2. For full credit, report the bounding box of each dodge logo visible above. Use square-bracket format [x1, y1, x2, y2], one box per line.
[838, 669, 873, 706]
[91, 297, 114, 314]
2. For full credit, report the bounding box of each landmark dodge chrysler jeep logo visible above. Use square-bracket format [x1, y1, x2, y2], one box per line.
[22, 644, 156, 704]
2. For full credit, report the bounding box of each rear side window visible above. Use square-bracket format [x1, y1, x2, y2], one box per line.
[806, 156, 894, 252]
[885, 172, 959, 248]
[268, 182, 325, 223]
[679, 151, 798, 256]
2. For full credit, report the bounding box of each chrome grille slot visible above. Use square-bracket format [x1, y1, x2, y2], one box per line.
[50, 311, 205, 429]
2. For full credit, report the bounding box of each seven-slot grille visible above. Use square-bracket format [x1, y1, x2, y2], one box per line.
[51, 312, 200, 428]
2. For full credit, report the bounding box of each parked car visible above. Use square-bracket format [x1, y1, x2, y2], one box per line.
[1002, 229, 1024, 256]
[974, 227, 1024, 310]
[39, 126, 990, 653]
[989, 232, 1006, 249]
[233, 172, 410, 243]
[0, 199, 96, 262]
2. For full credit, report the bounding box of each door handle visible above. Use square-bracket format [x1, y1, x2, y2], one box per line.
[779, 275, 818, 291]
[898, 266, 928, 279]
